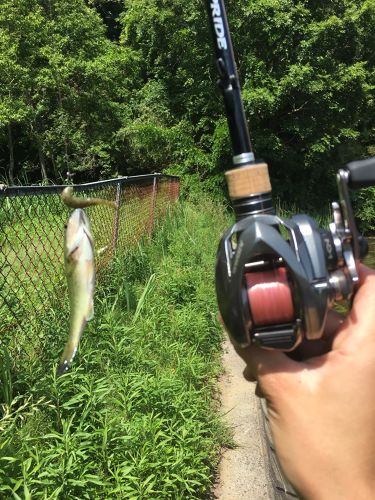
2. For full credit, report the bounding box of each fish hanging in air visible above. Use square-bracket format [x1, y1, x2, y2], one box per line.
[57, 209, 95, 375]
[61, 186, 117, 209]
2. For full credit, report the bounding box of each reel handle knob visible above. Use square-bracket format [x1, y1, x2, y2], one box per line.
[346, 157, 375, 189]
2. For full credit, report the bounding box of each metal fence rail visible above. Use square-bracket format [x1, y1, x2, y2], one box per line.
[0, 174, 179, 363]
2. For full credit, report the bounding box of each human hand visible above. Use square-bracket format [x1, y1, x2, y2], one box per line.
[231, 265, 375, 499]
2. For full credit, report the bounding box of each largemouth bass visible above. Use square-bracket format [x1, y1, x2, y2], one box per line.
[57, 208, 95, 375]
[61, 186, 117, 209]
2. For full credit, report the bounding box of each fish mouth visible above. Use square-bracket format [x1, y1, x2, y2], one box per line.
[56, 361, 70, 376]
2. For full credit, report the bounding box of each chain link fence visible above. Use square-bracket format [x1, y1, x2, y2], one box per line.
[0, 174, 179, 365]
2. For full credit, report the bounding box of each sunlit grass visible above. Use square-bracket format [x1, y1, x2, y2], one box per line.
[0, 197, 231, 498]
[0, 184, 173, 348]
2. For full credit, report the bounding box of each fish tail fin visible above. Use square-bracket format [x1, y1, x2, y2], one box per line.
[106, 200, 117, 209]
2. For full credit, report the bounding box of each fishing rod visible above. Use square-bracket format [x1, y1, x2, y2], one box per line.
[206, 0, 375, 350]
[206, 0, 272, 220]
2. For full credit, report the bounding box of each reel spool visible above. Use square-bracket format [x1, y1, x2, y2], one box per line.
[216, 159, 375, 350]
[245, 268, 294, 327]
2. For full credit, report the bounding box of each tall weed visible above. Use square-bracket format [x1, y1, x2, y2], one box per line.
[0, 196, 231, 498]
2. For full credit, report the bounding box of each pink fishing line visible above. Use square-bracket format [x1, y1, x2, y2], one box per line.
[246, 268, 294, 326]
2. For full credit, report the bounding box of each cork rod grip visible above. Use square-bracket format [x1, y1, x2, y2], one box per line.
[225, 163, 271, 200]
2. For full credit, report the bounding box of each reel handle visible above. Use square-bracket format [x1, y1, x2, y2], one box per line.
[346, 157, 375, 189]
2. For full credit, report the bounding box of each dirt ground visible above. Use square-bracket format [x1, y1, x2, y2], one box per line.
[214, 340, 271, 500]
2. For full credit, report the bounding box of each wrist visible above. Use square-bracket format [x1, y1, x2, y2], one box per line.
[301, 477, 374, 500]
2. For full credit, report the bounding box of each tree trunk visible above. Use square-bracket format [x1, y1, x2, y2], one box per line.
[51, 152, 59, 181]
[37, 141, 48, 182]
[7, 123, 15, 185]
[57, 87, 69, 175]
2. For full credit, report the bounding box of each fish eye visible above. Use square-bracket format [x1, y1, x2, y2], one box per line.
[64, 224, 67, 229]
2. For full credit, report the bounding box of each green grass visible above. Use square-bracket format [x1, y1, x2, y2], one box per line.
[275, 200, 331, 228]
[0, 184, 174, 354]
[0, 197, 232, 498]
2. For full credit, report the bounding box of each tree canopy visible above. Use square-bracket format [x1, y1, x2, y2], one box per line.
[0, 0, 374, 209]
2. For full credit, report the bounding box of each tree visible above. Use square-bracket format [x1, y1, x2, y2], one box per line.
[120, 0, 375, 206]
[0, 0, 140, 183]
[232, 0, 375, 206]
[0, 0, 373, 210]
[0, 1, 44, 182]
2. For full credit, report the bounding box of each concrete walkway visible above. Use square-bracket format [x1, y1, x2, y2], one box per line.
[214, 340, 271, 500]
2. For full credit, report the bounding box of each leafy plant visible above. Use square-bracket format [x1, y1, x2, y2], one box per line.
[0, 196, 232, 497]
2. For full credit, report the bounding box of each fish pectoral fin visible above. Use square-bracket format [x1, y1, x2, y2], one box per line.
[86, 299, 94, 321]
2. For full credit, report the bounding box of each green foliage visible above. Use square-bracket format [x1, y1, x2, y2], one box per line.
[233, 0, 375, 206]
[1, 0, 374, 222]
[353, 187, 375, 233]
[0, 0, 140, 183]
[0, 197, 232, 497]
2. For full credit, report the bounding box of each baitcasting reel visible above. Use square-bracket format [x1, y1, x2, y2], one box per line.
[216, 158, 375, 350]
[206, 0, 375, 350]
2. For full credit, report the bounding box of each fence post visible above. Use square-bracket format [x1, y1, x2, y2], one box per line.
[148, 175, 158, 237]
[112, 181, 122, 254]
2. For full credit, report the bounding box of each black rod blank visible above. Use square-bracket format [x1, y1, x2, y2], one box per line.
[206, 0, 253, 159]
